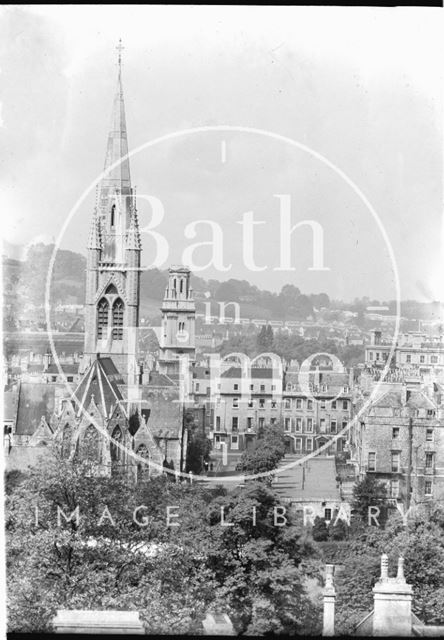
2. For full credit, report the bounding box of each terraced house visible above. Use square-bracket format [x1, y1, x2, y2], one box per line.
[352, 378, 444, 505]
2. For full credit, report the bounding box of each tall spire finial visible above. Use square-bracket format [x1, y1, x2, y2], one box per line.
[116, 39, 124, 71]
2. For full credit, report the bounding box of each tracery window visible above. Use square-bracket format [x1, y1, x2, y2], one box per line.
[61, 423, 72, 459]
[97, 298, 109, 339]
[112, 299, 124, 340]
[110, 425, 122, 463]
[82, 424, 100, 462]
[136, 444, 150, 482]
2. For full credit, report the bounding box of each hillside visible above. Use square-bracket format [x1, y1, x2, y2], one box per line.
[3, 245, 328, 321]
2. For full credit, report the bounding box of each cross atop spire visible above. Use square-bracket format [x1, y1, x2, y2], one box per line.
[97, 39, 132, 236]
[116, 39, 124, 72]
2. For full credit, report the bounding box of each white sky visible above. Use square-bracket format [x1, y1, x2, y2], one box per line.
[1, 5, 443, 301]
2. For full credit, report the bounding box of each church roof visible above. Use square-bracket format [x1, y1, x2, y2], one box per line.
[15, 382, 60, 435]
[71, 357, 125, 420]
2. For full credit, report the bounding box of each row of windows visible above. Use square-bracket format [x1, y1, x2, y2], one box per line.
[368, 451, 434, 473]
[217, 416, 280, 431]
[213, 434, 345, 454]
[283, 398, 349, 411]
[284, 417, 348, 433]
[392, 427, 435, 440]
[218, 416, 348, 434]
[388, 479, 433, 498]
[405, 354, 439, 364]
[214, 396, 350, 411]
[367, 351, 440, 365]
[97, 298, 124, 340]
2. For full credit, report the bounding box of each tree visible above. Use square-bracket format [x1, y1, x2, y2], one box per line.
[334, 507, 444, 633]
[205, 482, 322, 634]
[5, 450, 217, 633]
[352, 474, 388, 525]
[236, 423, 286, 480]
[186, 428, 212, 474]
[6, 447, 324, 635]
[256, 325, 274, 351]
[312, 516, 329, 542]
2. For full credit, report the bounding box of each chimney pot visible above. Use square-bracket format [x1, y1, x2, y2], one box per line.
[397, 556, 405, 582]
[322, 564, 336, 636]
[380, 553, 389, 581]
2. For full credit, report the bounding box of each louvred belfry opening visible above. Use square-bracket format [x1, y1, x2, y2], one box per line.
[112, 299, 124, 340]
[97, 299, 109, 339]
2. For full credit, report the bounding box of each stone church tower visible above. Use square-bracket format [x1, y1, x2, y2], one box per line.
[158, 266, 196, 377]
[83, 43, 141, 385]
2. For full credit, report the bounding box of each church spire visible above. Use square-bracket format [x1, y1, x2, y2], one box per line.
[98, 39, 131, 223]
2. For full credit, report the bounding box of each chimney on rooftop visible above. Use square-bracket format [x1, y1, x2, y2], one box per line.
[372, 554, 413, 636]
[43, 348, 52, 372]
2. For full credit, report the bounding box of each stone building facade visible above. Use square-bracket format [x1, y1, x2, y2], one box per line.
[82, 53, 141, 385]
[351, 380, 444, 505]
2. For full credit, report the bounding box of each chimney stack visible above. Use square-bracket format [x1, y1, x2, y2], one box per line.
[322, 564, 336, 636]
[372, 555, 412, 636]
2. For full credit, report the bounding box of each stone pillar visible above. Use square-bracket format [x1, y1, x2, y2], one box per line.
[323, 564, 336, 636]
[372, 555, 413, 637]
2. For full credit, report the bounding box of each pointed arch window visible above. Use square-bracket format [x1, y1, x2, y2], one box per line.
[136, 444, 150, 482]
[82, 424, 100, 462]
[112, 299, 124, 340]
[111, 204, 116, 228]
[110, 425, 123, 465]
[61, 423, 72, 459]
[97, 298, 109, 339]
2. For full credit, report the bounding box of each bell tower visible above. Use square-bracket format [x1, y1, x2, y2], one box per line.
[158, 266, 196, 377]
[83, 41, 141, 384]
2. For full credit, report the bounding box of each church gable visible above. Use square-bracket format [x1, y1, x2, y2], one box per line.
[95, 276, 128, 306]
[28, 417, 54, 447]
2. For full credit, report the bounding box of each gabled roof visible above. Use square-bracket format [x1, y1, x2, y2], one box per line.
[71, 357, 124, 420]
[140, 387, 182, 439]
[372, 388, 436, 410]
[15, 383, 60, 435]
[148, 371, 176, 387]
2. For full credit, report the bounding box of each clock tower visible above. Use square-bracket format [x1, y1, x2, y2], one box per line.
[83, 41, 141, 384]
[158, 266, 196, 377]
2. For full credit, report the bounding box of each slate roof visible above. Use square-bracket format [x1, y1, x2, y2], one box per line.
[15, 383, 58, 435]
[71, 357, 124, 419]
[221, 367, 275, 379]
[45, 363, 80, 375]
[148, 371, 176, 387]
[373, 389, 436, 410]
[140, 387, 182, 439]
[4, 390, 18, 423]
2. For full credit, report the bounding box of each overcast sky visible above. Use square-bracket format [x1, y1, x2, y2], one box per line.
[1, 5, 443, 302]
